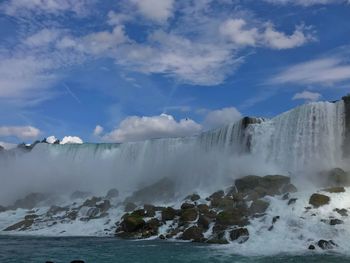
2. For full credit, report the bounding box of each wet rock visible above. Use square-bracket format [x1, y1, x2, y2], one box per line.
[209, 225, 228, 244]
[326, 168, 350, 186]
[281, 184, 298, 194]
[141, 218, 161, 238]
[330, 219, 343, 225]
[161, 207, 177, 221]
[197, 215, 212, 229]
[24, 214, 39, 220]
[211, 197, 234, 210]
[235, 176, 262, 193]
[14, 193, 48, 209]
[4, 218, 34, 231]
[317, 239, 337, 250]
[249, 200, 269, 215]
[159, 234, 166, 240]
[143, 204, 156, 217]
[197, 204, 209, 214]
[206, 238, 229, 244]
[106, 189, 119, 199]
[323, 187, 345, 193]
[334, 208, 348, 217]
[209, 190, 224, 200]
[180, 208, 198, 222]
[308, 245, 316, 250]
[96, 200, 111, 214]
[309, 193, 330, 208]
[216, 209, 248, 226]
[186, 194, 200, 202]
[70, 191, 90, 200]
[282, 193, 289, 200]
[229, 228, 249, 243]
[272, 216, 280, 224]
[181, 226, 204, 242]
[124, 202, 137, 212]
[181, 203, 195, 210]
[120, 213, 146, 232]
[47, 205, 67, 216]
[125, 177, 175, 204]
[288, 198, 297, 206]
[82, 197, 102, 207]
[67, 210, 78, 220]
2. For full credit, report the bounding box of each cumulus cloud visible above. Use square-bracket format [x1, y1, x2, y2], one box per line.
[93, 125, 104, 136]
[220, 19, 314, 50]
[269, 56, 350, 86]
[0, 126, 40, 140]
[61, 136, 84, 144]
[131, 0, 174, 23]
[203, 107, 242, 129]
[103, 114, 202, 143]
[292, 91, 322, 102]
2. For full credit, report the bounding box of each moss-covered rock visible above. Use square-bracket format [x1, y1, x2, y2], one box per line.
[309, 193, 330, 208]
[216, 209, 248, 226]
[161, 207, 177, 221]
[4, 218, 34, 231]
[229, 228, 249, 243]
[323, 187, 345, 193]
[249, 200, 269, 215]
[181, 226, 204, 242]
[120, 213, 145, 232]
[180, 208, 198, 222]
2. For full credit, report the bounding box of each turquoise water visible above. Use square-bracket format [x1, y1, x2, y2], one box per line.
[0, 236, 348, 263]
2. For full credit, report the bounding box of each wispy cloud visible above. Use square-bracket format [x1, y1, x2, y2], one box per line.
[292, 91, 322, 101]
[0, 125, 40, 140]
[264, 0, 347, 6]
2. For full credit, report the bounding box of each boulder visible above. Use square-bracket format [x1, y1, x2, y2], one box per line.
[180, 208, 198, 222]
[197, 204, 209, 214]
[209, 190, 225, 200]
[288, 198, 297, 206]
[181, 203, 195, 210]
[249, 200, 269, 215]
[186, 194, 200, 202]
[323, 187, 345, 193]
[82, 197, 102, 207]
[4, 218, 34, 231]
[125, 177, 175, 204]
[181, 226, 204, 242]
[317, 240, 336, 250]
[216, 209, 248, 226]
[197, 215, 212, 229]
[120, 213, 145, 232]
[334, 208, 348, 217]
[235, 176, 262, 193]
[143, 204, 156, 217]
[309, 193, 330, 208]
[161, 207, 177, 221]
[330, 219, 343, 225]
[211, 197, 234, 210]
[229, 228, 249, 243]
[326, 168, 350, 186]
[281, 184, 298, 194]
[96, 200, 111, 214]
[106, 189, 119, 199]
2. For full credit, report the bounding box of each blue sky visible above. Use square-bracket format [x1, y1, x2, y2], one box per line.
[0, 0, 350, 144]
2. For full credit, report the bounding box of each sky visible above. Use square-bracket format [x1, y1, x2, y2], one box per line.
[0, 0, 350, 144]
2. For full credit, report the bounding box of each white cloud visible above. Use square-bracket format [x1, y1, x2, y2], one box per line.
[61, 136, 83, 144]
[0, 141, 17, 150]
[93, 125, 104, 136]
[203, 107, 242, 129]
[220, 19, 313, 50]
[103, 113, 202, 143]
[269, 57, 350, 86]
[2, 0, 91, 16]
[131, 0, 174, 23]
[264, 0, 344, 6]
[292, 91, 322, 101]
[24, 29, 61, 47]
[46, 136, 59, 144]
[0, 126, 40, 140]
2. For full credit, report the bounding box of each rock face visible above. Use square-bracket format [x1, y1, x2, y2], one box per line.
[309, 193, 330, 208]
[13, 193, 48, 209]
[4, 218, 34, 231]
[125, 177, 175, 204]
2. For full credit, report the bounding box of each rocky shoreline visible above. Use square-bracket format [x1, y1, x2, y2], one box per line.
[1, 168, 350, 252]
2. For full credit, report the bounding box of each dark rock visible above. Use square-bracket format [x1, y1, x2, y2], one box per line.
[4, 218, 34, 231]
[181, 203, 195, 210]
[96, 200, 111, 214]
[124, 202, 137, 212]
[330, 219, 343, 225]
[47, 205, 67, 216]
[229, 228, 249, 243]
[334, 208, 348, 217]
[197, 215, 212, 229]
[120, 213, 145, 232]
[272, 216, 280, 224]
[216, 209, 248, 226]
[125, 177, 175, 204]
[249, 200, 269, 215]
[186, 194, 201, 202]
[143, 204, 156, 217]
[67, 210, 78, 220]
[181, 226, 204, 242]
[211, 197, 234, 210]
[159, 234, 166, 240]
[14, 193, 48, 209]
[24, 214, 39, 220]
[235, 175, 262, 193]
[282, 193, 290, 200]
[180, 208, 198, 222]
[309, 193, 330, 208]
[281, 184, 298, 194]
[161, 207, 177, 221]
[317, 239, 337, 250]
[326, 168, 350, 186]
[209, 190, 224, 200]
[260, 175, 291, 195]
[82, 196, 102, 207]
[106, 188, 119, 199]
[323, 187, 345, 193]
[197, 204, 209, 213]
[206, 238, 229, 244]
[288, 198, 297, 206]
[308, 245, 316, 250]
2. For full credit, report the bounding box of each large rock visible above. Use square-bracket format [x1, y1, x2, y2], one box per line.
[120, 213, 145, 232]
[216, 209, 248, 226]
[235, 176, 262, 193]
[125, 177, 175, 204]
[161, 207, 177, 221]
[317, 239, 336, 250]
[181, 226, 204, 242]
[106, 189, 119, 199]
[82, 196, 102, 207]
[249, 199, 269, 215]
[229, 228, 249, 243]
[4, 218, 34, 231]
[323, 187, 345, 193]
[180, 208, 198, 222]
[325, 168, 350, 186]
[14, 193, 48, 209]
[309, 193, 330, 208]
